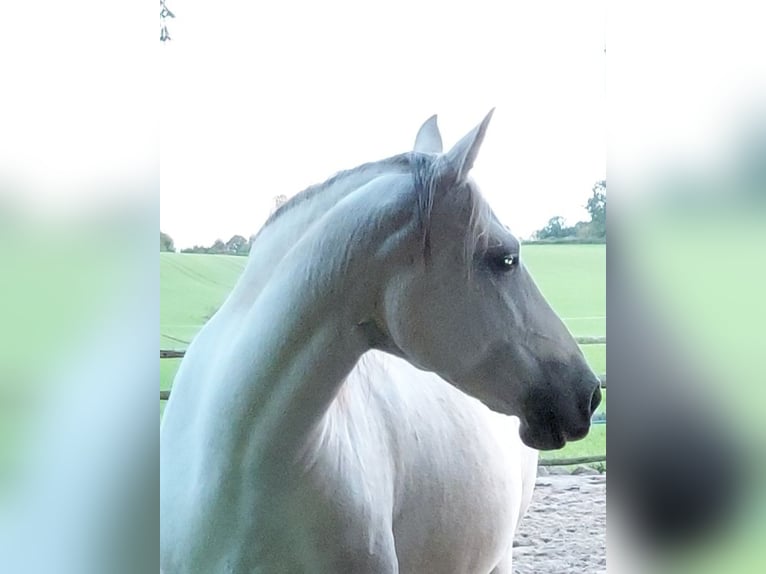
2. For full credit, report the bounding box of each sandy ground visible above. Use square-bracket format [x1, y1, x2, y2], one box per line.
[513, 471, 606, 574]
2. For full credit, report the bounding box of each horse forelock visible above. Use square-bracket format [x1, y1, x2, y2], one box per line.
[409, 153, 492, 269]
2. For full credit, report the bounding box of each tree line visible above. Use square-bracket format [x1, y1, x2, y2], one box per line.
[160, 233, 253, 256]
[161, 185, 605, 253]
[531, 180, 605, 243]
[161, 195, 286, 255]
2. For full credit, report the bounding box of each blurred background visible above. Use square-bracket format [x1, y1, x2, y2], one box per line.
[607, 1, 765, 572]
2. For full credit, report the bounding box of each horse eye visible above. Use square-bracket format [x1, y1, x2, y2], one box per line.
[502, 255, 518, 269]
[489, 253, 518, 272]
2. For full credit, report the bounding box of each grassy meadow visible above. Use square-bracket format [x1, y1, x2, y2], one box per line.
[161, 244, 606, 462]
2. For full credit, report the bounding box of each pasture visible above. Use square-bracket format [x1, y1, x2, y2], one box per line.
[160, 244, 606, 461]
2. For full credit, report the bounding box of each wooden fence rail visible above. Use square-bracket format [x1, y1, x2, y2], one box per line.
[160, 337, 607, 400]
[160, 350, 186, 359]
[160, 336, 606, 359]
[160, 380, 605, 400]
[572, 335, 606, 345]
[539, 454, 607, 466]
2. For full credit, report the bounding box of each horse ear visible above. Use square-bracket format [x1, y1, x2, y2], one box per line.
[413, 114, 443, 153]
[441, 108, 495, 184]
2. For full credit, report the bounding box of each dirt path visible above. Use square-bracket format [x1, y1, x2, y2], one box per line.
[513, 471, 606, 574]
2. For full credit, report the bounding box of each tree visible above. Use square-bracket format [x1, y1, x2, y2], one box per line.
[573, 220, 593, 239]
[531, 180, 606, 242]
[586, 180, 606, 238]
[535, 216, 575, 240]
[225, 234, 249, 255]
[160, 231, 175, 252]
[180, 244, 207, 254]
[160, 1, 175, 42]
[272, 194, 288, 214]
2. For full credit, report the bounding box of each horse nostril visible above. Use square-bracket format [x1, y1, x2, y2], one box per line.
[589, 385, 602, 416]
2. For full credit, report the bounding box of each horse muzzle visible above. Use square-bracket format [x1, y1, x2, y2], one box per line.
[518, 366, 602, 451]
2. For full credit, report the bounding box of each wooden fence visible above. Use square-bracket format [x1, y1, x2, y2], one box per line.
[160, 335, 607, 467]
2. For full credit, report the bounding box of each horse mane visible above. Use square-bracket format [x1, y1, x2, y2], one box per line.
[254, 150, 493, 266]
[255, 153, 412, 237]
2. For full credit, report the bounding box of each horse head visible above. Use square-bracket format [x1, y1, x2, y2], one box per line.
[374, 110, 601, 450]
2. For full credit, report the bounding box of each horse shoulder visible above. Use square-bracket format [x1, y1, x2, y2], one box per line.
[348, 359, 534, 572]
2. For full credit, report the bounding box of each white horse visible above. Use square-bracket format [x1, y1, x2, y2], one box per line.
[160, 111, 601, 573]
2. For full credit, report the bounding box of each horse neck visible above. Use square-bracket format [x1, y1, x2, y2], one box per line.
[197, 170, 416, 469]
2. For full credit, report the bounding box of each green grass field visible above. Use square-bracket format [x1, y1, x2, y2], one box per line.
[160, 244, 606, 462]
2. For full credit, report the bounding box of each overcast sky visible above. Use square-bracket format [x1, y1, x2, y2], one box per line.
[2, 2, 761, 250]
[160, 0, 606, 248]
